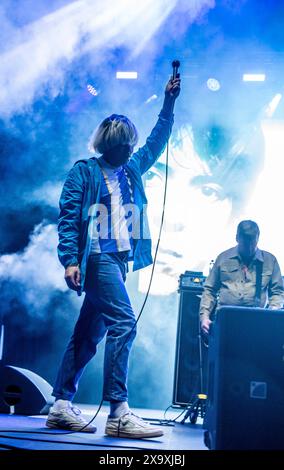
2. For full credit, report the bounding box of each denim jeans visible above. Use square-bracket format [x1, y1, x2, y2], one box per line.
[52, 252, 136, 402]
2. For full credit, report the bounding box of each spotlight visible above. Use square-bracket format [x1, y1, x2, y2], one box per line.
[87, 84, 99, 96]
[116, 71, 138, 79]
[243, 74, 266, 82]
[206, 78, 220, 91]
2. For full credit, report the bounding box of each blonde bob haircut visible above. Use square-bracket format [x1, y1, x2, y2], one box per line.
[89, 114, 139, 154]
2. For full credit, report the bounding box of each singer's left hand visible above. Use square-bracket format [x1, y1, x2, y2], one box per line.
[165, 77, 181, 99]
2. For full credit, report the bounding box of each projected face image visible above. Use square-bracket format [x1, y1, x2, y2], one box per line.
[138, 122, 265, 295]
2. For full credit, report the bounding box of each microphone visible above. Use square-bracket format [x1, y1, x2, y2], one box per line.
[172, 60, 180, 80]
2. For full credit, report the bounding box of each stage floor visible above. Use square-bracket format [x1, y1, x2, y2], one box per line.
[0, 405, 207, 451]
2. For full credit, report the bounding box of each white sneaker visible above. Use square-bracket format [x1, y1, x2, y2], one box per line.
[46, 405, 96, 433]
[105, 412, 163, 439]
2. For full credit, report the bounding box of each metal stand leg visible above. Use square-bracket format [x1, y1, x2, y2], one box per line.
[181, 322, 208, 424]
[181, 393, 207, 424]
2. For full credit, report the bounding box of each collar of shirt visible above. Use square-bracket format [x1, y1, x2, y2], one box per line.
[229, 245, 264, 263]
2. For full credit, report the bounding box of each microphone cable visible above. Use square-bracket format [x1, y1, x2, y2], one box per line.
[73, 67, 180, 433]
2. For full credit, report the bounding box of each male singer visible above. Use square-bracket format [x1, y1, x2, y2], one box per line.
[46, 75, 181, 438]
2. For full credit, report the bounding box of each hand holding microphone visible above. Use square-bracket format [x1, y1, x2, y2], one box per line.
[166, 60, 181, 98]
[172, 60, 180, 80]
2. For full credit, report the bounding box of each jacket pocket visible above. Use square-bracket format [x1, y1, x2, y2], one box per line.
[220, 261, 239, 282]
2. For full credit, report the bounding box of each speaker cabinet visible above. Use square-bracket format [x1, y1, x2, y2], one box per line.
[204, 306, 284, 450]
[172, 284, 208, 406]
[0, 365, 54, 415]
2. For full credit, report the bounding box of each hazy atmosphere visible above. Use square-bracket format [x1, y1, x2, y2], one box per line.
[1, 0, 284, 411]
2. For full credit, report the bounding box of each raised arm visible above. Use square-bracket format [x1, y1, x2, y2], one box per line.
[129, 77, 181, 175]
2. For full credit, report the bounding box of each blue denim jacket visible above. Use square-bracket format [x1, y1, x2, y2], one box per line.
[58, 109, 174, 294]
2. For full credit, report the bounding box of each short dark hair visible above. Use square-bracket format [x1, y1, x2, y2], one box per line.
[236, 220, 260, 239]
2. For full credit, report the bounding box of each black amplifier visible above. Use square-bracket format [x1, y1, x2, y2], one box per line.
[173, 271, 207, 407]
[178, 271, 206, 291]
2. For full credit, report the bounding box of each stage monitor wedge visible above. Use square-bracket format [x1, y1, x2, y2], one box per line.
[0, 365, 54, 415]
